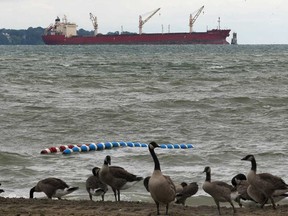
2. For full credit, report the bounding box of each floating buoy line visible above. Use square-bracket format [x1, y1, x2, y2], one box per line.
[40, 141, 194, 155]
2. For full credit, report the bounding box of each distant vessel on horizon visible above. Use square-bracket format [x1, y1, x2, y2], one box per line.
[42, 6, 231, 45]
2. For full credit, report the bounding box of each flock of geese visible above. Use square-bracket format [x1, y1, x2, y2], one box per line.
[1, 141, 288, 215]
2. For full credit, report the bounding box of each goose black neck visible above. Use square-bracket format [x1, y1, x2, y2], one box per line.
[149, 147, 161, 171]
[251, 157, 257, 172]
[92, 168, 98, 176]
[29, 187, 35, 199]
[205, 171, 211, 182]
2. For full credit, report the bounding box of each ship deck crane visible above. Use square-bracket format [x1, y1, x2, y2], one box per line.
[90, 13, 98, 36]
[189, 6, 204, 33]
[139, 8, 161, 35]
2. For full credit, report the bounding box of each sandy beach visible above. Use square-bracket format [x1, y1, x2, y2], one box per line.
[1, 197, 288, 216]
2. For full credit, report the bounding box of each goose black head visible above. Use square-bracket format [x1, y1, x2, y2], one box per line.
[92, 167, 100, 176]
[241, 154, 255, 161]
[203, 166, 211, 173]
[104, 155, 111, 165]
[180, 182, 188, 187]
[149, 141, 160, 149]
[231, 173, 247, 186]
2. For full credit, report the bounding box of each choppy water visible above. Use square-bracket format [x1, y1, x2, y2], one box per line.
[0, 44, 288, 205]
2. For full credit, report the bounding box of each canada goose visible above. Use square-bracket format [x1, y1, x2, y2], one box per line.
[86, 167, 108, 201]
[99, 155, 143, 201]
[231, 173, 255, 207]
[202, 166, 236, 215]
[30, 178, 78, 199]
[241, 154, 288, 209]
[232, 173, 288, 207]
[145, 177, 197, 207]
[148, 141, 176, 215]
[175, 182, 199, 206]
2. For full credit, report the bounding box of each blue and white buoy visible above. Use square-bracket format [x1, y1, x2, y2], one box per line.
[41, 141, 194, 155]
[61, 141, 193, 155]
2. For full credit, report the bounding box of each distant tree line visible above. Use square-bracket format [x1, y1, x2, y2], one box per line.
[0, 27, 45, 45]
[0, 27, 138, 45]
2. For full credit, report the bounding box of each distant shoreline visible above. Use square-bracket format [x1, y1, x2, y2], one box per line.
[0, 197, 287, 216]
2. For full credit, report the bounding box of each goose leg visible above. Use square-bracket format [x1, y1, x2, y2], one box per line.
[165, 203, 170, 215]
[260, 197, 268, 208]
[46, 191, 53, 199]
[155, 201, 160, 215]
[214, 199, 221, 215]
[101, 194, 104, 201]
[229, 201, 236, 213]
[112, 188, 117, 201]
[270, 196, 276, 210]
[117, 189, 120, 202]
[235, 196, 242, 208]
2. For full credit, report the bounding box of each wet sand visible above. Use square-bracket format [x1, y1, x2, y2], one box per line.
[0, 197, 287, 216]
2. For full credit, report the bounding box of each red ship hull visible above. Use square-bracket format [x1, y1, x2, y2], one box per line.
[42, 29, 230, 45]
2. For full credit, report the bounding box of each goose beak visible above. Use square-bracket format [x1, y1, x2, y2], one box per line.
[241, 155, 253, 161]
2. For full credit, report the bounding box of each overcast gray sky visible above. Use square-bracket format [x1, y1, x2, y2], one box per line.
[1, 0, 287, 44]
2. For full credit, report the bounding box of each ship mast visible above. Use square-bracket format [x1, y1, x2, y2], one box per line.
[189, 5, 204, 33]
[139, 8, 161, 35]
[90, 13, 98, 36]
[62, 15, 68, 24]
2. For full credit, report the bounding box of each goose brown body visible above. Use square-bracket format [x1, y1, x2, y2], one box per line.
[241, 154, 288, 209]
[175, 182, 198, 206]
[86, 167, 108, 201]
[202, 166, 236, 215]
[29, 178, 78, 199]
[231, 173, 255, 207]
[148, 141, 176, 215]
[99, 155, 143, 201]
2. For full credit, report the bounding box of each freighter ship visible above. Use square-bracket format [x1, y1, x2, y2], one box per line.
[42, 6, 231, 45]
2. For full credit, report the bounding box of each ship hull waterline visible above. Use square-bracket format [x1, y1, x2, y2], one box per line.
[42, 30, 230, 45]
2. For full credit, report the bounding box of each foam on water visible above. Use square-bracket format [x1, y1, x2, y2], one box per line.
[0, 45, 288, 204]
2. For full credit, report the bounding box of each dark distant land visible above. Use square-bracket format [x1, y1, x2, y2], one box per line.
[0, 27, 94, 45]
